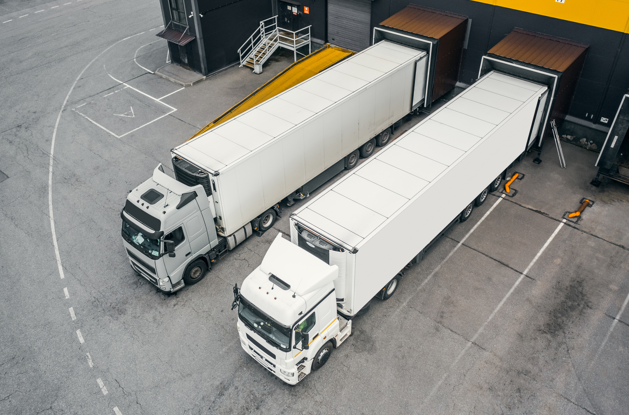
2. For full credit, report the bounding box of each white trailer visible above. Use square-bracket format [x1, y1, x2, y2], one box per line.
[122, 40, 430, 293]
[234, 70, 549, 384]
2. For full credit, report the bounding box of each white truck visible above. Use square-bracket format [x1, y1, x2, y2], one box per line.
[121, 40, 431, 293]
[233, 70, 549, 384]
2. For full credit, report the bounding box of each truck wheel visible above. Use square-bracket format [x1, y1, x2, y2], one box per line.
[360, 138, 376, 158]
[381, 275, 400, 300]
[258, 209, 277, 232]
[489, 174, 503, 192]
[312, 342, 333, 371]
[183, 260, 207, 286]
[345, 150, 360, 170]
[376, 128, 391, 147]
[459, 202, 474, 222]
[475, 187, 489, 206]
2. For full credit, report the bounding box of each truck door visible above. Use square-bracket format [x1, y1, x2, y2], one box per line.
[184, 212, 209, 256]
[162, 226, 191, 280]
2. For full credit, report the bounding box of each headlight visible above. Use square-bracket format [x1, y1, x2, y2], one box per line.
[159, 277, 169, 286]
[279, 368, 294, 377]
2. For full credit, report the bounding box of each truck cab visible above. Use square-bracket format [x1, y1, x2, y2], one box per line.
[121, 165, 221, 293]
[235, 234, 351, 384]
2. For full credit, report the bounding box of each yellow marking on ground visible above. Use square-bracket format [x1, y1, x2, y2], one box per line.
[188, 45, 354, 141]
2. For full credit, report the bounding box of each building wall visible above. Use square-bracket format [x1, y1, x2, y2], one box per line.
[370, 0, 629, 128]
[198, 0, 274, 74]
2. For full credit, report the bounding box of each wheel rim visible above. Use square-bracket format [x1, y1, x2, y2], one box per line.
[190, 266, 203, 280]
[464, 204, 473, 217]
[386, 279, 397, 296]
[365, 142, 374, 153]
[479, 188, 488, 203]
[348, 153, 358, 166]
[261, 213, 274, 228]
[380, 131, 390, 145]
[493, 176, 501, 188]
[318, 348, 330, 366]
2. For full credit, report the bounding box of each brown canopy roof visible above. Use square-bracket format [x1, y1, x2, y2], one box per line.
[488, 29, 588, 73]
[380, 5, 466, 40]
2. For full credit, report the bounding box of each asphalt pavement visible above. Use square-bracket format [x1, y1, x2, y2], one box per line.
[1, 1, 628, 414]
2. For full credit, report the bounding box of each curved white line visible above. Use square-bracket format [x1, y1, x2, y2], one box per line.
[49, 31, 143, 281]
[133, 40, 162, 74]
[47, 29, 145, 412]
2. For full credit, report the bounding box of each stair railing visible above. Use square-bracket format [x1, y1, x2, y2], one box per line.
[238, 16, 278, 67]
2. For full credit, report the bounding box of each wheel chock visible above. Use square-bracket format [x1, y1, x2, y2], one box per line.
[563, 198, 594, 223]
[502, 172, 525, 197]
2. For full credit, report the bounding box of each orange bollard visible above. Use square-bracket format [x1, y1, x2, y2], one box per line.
[504, 173, 519, 193]
[568, 199, 590, 218]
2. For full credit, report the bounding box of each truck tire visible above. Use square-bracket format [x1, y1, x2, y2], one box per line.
[360, 138, 376, 158]
[345, 150, 360, 170]
[489, 174, 503, 192]
[376, 128, 391, 147]
[312, 341, 333, 371]
[380, 275, 400, 300]
[459, 202, 474, 222]
[475, 187, 489, 206]
[258, 209, 277, 232]
[183, 260, 207, 286]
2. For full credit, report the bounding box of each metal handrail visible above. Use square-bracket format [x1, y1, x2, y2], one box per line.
[238, 16, 278, 67]
[277, 26, 311, 48]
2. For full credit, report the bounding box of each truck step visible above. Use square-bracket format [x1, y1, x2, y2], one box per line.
[297, 364, 305, 372]
[298, 372, 307, 382]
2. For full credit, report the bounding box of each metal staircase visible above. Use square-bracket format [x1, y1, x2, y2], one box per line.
[238, 16, 312, 74]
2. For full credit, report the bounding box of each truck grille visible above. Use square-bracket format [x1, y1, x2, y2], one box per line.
[172, 157, 212, 197]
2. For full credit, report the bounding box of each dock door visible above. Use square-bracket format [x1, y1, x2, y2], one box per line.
[327, 0, 371, 51]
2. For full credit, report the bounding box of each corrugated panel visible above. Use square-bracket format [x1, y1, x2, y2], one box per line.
[488, 29, 588, 73]
[328, 0, 371, 51]
[156, 28, 195, 46]
[380, 5, 466, 40]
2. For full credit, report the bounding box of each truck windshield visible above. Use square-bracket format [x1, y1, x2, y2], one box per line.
[238, 297, 290, 352]
[121, 219, 160, 259]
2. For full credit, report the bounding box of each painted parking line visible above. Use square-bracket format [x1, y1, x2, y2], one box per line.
[64, 287, 69, 299]
[35, 10, 45, 13]
[392, 195, 505, 317]
[113, 407, 123, 415]
[3, 20, 12, 23]
[588, 289, 629, 372]
[76, 329, 85, 344]
[86, 353, 94, 368]
[421, 219, 567, 408]
[69, 307, 76, 320]
[19, 14, 28, 18]
[157, 87, 184, 101]
[97, 378, 108, 395]
[51, 5, 59, 8]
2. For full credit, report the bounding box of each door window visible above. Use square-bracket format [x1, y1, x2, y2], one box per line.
[164, 227, 185, 247]
[294, 312, 316, 346]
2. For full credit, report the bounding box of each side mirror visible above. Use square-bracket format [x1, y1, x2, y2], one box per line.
[164, 240, 176, 257]
[302, 332, 309, 350]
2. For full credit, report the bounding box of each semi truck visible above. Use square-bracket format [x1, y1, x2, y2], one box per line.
[233, 70, 549, 385]
[121, 40, 432, 293]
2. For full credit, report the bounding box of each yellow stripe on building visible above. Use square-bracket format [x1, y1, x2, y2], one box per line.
[188, 45, 354, 141]
[473, 0, 629, 33]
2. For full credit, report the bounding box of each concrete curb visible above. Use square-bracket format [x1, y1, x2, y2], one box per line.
[155, 64, 206, 87]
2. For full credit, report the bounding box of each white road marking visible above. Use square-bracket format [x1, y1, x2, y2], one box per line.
[3, 20, 12, 23]
[157, 87, 184, 101]
[97, 378, 108, 395]
[35, 10, 45, 13]
[421, 219, 566, 408]
[114, 106, 135, 118]
[19, 14, 28, 18]
[76, 102, 86, 108]
[134, 40, 162, 74]
[69, 307, 76, 321]
[166, 49, 170, 64]
[51, 5, 58, 8]
[588, 289, 629, 372]
[103, 92, 114, 97]
[86, 353, 94, 368]
[113, 407, 123, 415]
[64, 2, 71, 5]
[76, 329, 85, 344]
[393, 195, 505, 317]
[64, 287, 69, 299]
